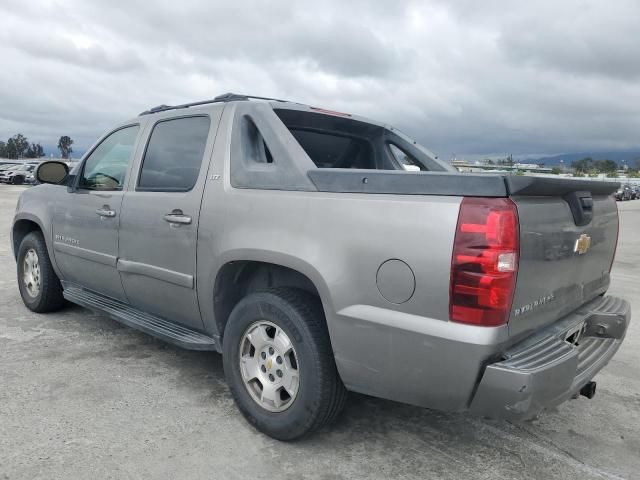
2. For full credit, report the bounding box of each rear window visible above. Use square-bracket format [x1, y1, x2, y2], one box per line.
[289, 130, 373, 169]
[274, 108, 445, 171]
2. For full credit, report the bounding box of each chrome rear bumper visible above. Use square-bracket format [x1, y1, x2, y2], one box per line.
[469, 296, 630, 420]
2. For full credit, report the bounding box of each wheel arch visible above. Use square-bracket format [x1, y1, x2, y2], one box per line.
[212, 258, 333, 342]
[12, 217, 45, 260]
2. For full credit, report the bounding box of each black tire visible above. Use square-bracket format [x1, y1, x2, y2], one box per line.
[17, 231, 65, 313]
[223, 287, 347, 440]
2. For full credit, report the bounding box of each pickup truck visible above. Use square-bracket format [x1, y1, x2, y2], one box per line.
[12, 93, 630, 440]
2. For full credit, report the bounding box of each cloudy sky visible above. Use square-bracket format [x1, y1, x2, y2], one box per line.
[1, 0, 639, 159]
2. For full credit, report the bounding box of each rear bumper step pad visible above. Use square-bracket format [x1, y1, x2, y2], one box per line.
[469, 295, 630, 420]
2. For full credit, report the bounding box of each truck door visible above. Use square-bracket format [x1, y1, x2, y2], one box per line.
[117, 110, 221, 330]
[52, 124, 142, 301]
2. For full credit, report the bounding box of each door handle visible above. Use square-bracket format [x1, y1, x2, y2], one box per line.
[96, 206, 116, 218]
[163, 210, 192, 225]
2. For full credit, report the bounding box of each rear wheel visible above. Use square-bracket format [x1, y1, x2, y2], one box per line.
[17, 231, 65, 312]
[223, 288, 346, 440]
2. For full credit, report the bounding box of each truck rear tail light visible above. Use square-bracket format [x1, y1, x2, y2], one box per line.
[450, 197, 519, 326]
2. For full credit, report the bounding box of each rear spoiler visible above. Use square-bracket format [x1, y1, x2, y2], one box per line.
[503, 176, 620, 196]
[307, 170, 620, 197]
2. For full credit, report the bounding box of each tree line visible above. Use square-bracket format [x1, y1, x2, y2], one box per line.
[0, 133, 74, 159]
[571, 157, 620, 173]
[568, 157, 640, 178]
[485, 154, 515, 166]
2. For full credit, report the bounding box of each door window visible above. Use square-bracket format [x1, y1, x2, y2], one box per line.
[138, 116, 211, 192]
[80, 125, 140, 190]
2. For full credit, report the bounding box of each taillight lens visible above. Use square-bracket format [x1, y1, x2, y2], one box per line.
[450, 197, 519, 326]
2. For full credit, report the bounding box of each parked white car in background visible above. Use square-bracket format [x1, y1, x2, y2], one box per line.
[0, 164, 37, 185]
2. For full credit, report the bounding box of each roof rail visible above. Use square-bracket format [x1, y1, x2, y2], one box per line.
[138, 92, 290, 116]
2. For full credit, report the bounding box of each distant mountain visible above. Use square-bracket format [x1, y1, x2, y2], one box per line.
[531, 151, 640, 167]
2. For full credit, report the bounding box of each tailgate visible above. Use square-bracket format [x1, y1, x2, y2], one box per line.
[506, 177, 619, 338]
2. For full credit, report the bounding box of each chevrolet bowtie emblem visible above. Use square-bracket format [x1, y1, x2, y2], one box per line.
[574, 233, 591, 255]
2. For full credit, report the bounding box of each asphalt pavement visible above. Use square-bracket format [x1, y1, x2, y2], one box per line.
[1, 185, 638, 480]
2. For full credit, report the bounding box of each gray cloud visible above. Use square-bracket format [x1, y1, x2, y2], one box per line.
[497, 8, 640, 80]
[1, 0, 639, 159]
[8, 34, 144, 73]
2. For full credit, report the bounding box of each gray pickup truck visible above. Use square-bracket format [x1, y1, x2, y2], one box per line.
[12, 93, 630, 440]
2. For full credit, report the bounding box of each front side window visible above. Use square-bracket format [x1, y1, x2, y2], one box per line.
[138, 116, 211, 192]
[80, 125, 140, 190]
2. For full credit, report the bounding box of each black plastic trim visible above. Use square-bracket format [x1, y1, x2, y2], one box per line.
[307, 169, 621, 198]
[307, 170, 508, 197]
[504, 176, 619, 196]
[563, 190, 594, 226]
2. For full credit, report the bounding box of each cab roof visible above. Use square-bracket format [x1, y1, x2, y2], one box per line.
[138, 92, 386, 128]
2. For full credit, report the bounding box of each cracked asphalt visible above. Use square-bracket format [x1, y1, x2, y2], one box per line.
[1, 185, 639, 479]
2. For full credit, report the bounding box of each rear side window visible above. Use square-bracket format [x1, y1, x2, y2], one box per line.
[138, 116, 210, 191]
[242, 117, 274, 164]
[388, 143, 427, 171]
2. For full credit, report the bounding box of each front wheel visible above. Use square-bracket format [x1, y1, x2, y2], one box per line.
[223, 288, 346, 440]
[17, 231, 65, 312]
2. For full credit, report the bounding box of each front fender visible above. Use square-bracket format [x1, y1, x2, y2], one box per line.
[11, 186, 62, 279]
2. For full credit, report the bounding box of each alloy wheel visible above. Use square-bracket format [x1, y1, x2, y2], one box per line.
[22, 248, 41, 298]
[238, 320, 300, 412]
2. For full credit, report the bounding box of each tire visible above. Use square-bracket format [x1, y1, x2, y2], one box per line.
[17, 231, 65, 313]
[223, 287, 347, 440]
[14, 176, 24, 185]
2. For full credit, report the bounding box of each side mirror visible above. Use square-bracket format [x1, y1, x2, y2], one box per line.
[36, 161, 69, 185]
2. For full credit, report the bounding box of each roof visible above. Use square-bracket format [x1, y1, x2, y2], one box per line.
[137, 91, 391, 131]
[138, 92, 292, 116]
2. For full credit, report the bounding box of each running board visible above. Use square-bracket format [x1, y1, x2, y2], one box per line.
[63, 286, 217, 351]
